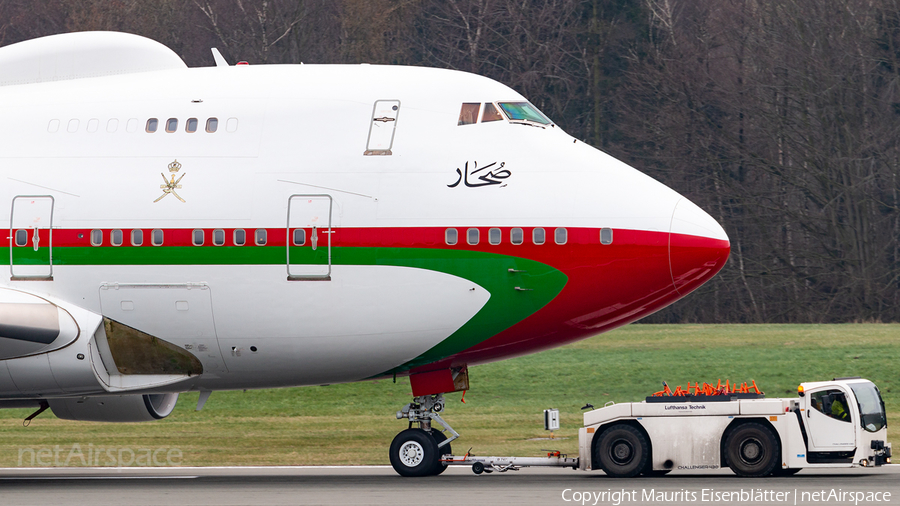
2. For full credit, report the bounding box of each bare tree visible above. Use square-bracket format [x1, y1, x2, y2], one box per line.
[337, 0, 419, 64]
[615, 0, 900, 323]
[192, 0, 332, 64]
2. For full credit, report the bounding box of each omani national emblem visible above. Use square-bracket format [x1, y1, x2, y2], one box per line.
[155, 159, 186, 203]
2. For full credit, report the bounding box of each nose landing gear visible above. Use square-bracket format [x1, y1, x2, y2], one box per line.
[390, 393, 460, 476]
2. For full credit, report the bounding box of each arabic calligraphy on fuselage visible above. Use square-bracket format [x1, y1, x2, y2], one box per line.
[448, 161, 510, 188]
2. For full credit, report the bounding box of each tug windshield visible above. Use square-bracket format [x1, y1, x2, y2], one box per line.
[498, 102, 551, 125]
[850, 382, 887, 433]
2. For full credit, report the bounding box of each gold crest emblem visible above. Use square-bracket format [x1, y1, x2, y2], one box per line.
[154, 159, 186, 203]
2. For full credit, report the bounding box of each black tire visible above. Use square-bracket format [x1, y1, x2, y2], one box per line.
[472, 462, 484, 474]
[389, 429, 441, 477]
[594, 424, 649, 478]
[724, 423, 780, 477]
[431, 430, 452, 476]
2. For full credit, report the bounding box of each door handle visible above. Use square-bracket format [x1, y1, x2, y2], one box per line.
[311, 226, 318, 251]
[32, 228, 39, 252]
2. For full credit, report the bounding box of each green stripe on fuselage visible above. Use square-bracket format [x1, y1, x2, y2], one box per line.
[3, 245, 567, 372]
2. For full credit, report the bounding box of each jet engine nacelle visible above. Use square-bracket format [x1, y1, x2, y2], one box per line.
[48, 393, 179, 422]
[0, 288, 198, 399]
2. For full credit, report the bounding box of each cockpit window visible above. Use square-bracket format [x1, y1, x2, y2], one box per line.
[458, 103, 481, 126]
[498, 102, 551, 125]
[482, 103, 504, 123]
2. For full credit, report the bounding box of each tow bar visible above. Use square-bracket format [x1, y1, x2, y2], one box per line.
[442, 449, 579, 474]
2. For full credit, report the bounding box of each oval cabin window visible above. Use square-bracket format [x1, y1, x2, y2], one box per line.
[445, 228, 458, 245]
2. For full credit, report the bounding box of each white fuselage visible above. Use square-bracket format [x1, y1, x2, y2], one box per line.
[0, 32, 729, 400]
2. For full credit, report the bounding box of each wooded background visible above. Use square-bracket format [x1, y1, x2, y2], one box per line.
[1, 0, 898, 324]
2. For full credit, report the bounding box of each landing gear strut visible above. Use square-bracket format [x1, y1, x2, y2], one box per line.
[390, 393, 460, 476]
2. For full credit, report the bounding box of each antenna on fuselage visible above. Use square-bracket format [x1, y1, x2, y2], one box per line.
[211, 48, 229, 67]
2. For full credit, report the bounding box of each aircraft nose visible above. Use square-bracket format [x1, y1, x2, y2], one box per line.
[669, 198, 730, 295]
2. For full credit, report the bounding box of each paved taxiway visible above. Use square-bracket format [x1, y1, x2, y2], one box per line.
[1, 465, 897, 506]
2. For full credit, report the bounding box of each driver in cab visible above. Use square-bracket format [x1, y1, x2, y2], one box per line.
[830, 394, 850, 421]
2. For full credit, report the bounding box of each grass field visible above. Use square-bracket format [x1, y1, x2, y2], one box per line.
[1, 324, 897, 467]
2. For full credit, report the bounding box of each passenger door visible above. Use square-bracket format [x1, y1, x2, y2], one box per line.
[287, 194, 332, 280]
[9, 195, 54, 280]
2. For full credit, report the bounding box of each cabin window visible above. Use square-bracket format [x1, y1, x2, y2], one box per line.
[146, 118, 158, 133]
[206, 118, 218, 133]
[498, 102, 551, 125]
[489, 228, 501, 245]
[458, 103, 481, 126]
[255, 229, 267, 246]
[126, 118, 138, 133]
[131, 229, 143, 246]
[111, 229, 123, 246]
[511, 228, 524, 245]
[533, 228, 545, 245]
[213, 229, 225, 246]
[107, 119, 119, 133]
[166, 118, 178, 133]
[445, 228, 458, 245]
[48, 119, 60, 133]
[186, 118, 198, 133]
[600, 227, 613, 245]
[467, 228, 479, 245]
[67, 119, 80, 133]
[91, 229, 103, 246]
[482, 103, 504, 123]
[226, 118, 238, 132]
[234, 229, 246, 246]
[87, 119, 99, 133]
[14, 230, 27, 247]
[151, 229, 164, 246]
[293, 229, 306, 246]
[555, 228, 567, 245]
[192, 229, 205, 246]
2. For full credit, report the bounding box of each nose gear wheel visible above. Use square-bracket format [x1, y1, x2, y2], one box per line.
[390, 394, 460, 477]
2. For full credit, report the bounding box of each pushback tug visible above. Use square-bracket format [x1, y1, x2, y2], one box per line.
[417, 378, 890, 477]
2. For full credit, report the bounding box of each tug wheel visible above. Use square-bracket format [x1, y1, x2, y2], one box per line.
[389, 429, 441, 477]
[594, 424, 649, 478]
[724, 423, 780, 477]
